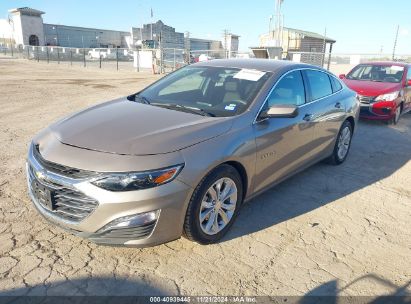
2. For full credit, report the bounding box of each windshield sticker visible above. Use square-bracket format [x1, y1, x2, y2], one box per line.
[234, 69, 266, 81]
[390, 66, 404, 71]
[225, 104, 237, 111]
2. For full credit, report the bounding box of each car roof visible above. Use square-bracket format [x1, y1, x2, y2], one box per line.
[359, 61, 409, 67]
[191, 59, 324, 73]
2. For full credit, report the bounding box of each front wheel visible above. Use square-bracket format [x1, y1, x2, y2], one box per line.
[390, 105, 401, 125]
[183, 165, 243, 244]
[326, 120, 353, 165]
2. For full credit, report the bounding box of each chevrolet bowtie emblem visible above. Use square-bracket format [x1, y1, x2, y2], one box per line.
[35, 169, 46, 181]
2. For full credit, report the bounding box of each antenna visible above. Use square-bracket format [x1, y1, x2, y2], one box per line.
[392, 25, 399, 61]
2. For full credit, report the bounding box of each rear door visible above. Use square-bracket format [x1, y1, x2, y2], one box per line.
[302, 69, 346, 157]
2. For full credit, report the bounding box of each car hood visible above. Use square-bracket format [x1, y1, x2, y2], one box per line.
[48, 98, 233, 156]
[343, 79, 402, 96]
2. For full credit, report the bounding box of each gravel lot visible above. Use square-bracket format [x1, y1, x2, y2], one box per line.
[0, 58, 410, 298]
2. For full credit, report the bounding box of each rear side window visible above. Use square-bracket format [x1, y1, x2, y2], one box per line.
[267, 70, 306, 107]
[329, 75, 343, 93]
[304, 70, 333, 101]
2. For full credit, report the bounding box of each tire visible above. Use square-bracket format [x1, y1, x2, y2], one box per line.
[390, 105, 402, 125]
[326, 120, 353, 165]
[183, 165, 243, 244]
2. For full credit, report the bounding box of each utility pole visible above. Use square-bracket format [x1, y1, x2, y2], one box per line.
[322, 27, 327, 67]
[223, 29, 229, 58]
[392, 25, 399, 61]
[274, 0, 283, 47]
[184, 31, 190, 64]
[269, 15, 273, 40]
[150, 8, 154, 41]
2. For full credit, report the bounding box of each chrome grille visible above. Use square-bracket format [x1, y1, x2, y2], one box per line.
[33, 145, 96, 179]
[28, 163, 98, 222]
[358, 95, 376, 104]
[53, 188, 99, 221]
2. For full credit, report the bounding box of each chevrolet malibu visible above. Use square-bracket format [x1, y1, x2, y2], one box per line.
[340, 62, 411, 124]
[27, 59, 359, 247]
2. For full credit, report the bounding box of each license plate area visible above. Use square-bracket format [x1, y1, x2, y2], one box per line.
[31, 179, 55, 211]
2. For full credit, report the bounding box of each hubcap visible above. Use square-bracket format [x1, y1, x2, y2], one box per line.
[199, 178, 238, 236]
[337, 126, 351, 160]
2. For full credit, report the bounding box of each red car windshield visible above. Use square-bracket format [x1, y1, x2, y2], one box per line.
[346, 64, 404, 83]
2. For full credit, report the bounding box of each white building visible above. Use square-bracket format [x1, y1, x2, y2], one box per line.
[0, 6, 240, 53]
[0, 7, 130, 48]
[0, 7, 46, 46]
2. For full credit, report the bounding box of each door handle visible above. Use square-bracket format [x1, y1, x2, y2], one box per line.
[303, 114, 314, 122]
[335, 102, 342, 109]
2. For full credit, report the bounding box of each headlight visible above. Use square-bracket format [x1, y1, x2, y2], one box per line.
[91, 165, 184, 192]
[375, 91, 400, 102]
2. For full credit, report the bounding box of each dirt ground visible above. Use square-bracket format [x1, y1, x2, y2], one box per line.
[0, 57, 410, 298]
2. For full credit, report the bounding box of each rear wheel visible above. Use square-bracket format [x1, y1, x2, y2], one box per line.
[183, 165, 243, 244]
[326, 120, 353, 165]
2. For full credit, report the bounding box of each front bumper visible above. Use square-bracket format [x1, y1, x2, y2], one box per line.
[359, 101, 396, 121]
[360, 104, 395, 120]
[26, 145, 193, 247]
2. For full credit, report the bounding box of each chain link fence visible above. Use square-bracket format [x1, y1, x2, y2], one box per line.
[2, 43, 409, 76]
[0, 43, 251, 73]
[0, 43, 243, 73]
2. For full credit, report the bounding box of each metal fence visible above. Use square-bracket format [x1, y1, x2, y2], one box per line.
[0, 44, 244, 73]
[2, 43, 409, 76]
[1, 45, 137, 71]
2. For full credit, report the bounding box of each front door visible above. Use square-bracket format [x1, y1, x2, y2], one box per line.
[253, 70, 318, 193]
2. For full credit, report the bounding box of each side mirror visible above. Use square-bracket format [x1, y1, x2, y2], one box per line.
[407, 79, 411, 87]
[339, 74, 346, 79]
[259, 104, 299, 119]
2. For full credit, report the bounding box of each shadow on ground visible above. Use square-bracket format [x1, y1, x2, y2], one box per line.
[299, 274, 411, 304]
[225, 115, 411, 241]
[0, 276, 174, 298]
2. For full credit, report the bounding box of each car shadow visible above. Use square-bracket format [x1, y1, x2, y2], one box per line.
[224, 115, 411, 242]
[297, 274, 410, 304]
[0, 276, 173, 297]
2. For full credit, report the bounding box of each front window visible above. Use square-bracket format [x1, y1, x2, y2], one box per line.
[346, 64, 404, 83]
[136, 66, 272, 117]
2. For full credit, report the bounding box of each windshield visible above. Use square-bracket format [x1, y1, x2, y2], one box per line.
[135, 66, 272, 117]
[346, 64, 404, 83]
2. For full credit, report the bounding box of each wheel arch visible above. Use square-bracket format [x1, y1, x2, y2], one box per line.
[346, 116, 355, 132]
[222, 160, 248, 201]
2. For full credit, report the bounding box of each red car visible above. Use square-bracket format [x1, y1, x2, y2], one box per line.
[340, 62, 411, 124]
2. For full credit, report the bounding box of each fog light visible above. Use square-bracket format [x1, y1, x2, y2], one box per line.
[382, 107, 391, 114]
[97, 210, 160, 233]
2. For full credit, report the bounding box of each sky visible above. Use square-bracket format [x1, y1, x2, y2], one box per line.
[1, 0, 410, 54]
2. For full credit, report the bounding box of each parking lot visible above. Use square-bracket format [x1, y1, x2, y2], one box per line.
[0, 58, 410, 297]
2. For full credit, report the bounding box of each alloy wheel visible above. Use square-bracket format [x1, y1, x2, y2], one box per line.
[199, 178, 238, 236]
[337, 126, 351, 161]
